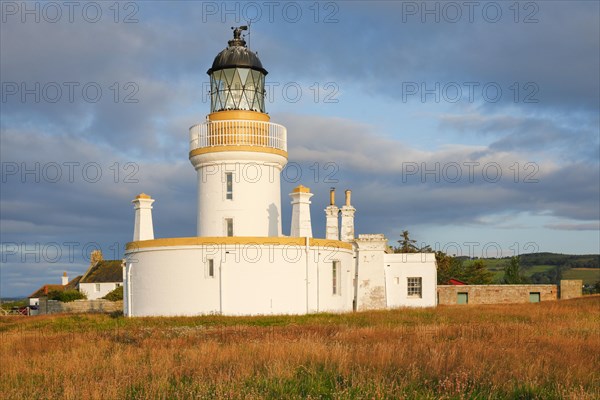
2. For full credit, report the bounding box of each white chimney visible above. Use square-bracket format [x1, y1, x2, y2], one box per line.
[289, 185, 314, 237]
[340, 189, 355, 242]
[132, 193, 155, 241]
[61, 272, 68, 286]
[325, 188, 339, 240]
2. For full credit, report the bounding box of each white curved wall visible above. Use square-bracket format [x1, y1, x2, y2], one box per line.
[191, 151, 287, 237]
[124, 242, 353, 317]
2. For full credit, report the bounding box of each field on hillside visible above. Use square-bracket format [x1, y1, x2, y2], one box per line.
[463, 257, 600, 284]
[1, 297, 599, 400]
[563, 268, 600, 285]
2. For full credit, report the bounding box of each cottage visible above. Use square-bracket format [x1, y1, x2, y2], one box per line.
[28, 272, 82, 306]
[78, 251, 123, 300]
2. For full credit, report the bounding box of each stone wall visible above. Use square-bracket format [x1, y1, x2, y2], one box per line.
[37, 298, 123, 314]
[560, 280, 583, 300]
[437, 285, 557, 305]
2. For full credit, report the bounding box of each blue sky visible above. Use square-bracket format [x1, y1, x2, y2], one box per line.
[1, 1, 599, 297]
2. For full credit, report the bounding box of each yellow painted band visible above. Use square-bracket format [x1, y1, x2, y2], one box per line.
[292, 184, 311, 193]
[189, 145, 288, 159]
[126, 237, 353, 251]
[209, 110, 270, 122]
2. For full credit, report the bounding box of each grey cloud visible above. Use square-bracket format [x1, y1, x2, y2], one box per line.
[1, 2, 598, 296]
[545, 222, 600, 231]
[281, 113, 599, 224]
[438, 112, 600, 162]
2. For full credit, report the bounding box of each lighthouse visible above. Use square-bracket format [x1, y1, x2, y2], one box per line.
[123, 27, 437, 317]
[189, 26, 287, 237]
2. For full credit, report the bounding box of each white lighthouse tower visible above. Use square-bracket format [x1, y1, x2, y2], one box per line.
[189, 26, 287, 237]
[123, 27, 437, 317]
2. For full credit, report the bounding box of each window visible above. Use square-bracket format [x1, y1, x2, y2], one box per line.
[407, 277, 422, 298]
[226, 218, 234, 237]
[457, 292, 468, 304]
[207, 259, 215, 278]
[332, 261, 341, 295]
[95, 283, 101, 292]
[226, 173, 233, 200]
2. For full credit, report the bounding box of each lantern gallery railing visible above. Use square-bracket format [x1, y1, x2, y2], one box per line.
[189, 120, 287, 152]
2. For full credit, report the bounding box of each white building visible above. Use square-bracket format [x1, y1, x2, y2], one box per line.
[78, 253, 123, 300]
[123, 27, 436, 317]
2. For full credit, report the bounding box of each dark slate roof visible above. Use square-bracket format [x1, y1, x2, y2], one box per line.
[207, 31, 267, 75]
[29, 276, 82, 298]
[80, 260, 123, 283]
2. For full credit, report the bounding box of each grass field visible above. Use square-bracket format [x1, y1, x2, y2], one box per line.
[563, 269, 600, 285]
[463, 258, 599, 284]
[1, 297, 599, 399]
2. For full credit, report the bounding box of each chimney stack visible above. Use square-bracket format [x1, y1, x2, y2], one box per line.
[90, 249, 103, 267]
[61, 272, 68, 286]
[132, 193, 155, 241]
[289, 185, 313, 237]
[325, 188, 339, 240]
[340, 189, 355, 242]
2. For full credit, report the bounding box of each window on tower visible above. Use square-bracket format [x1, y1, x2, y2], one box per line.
[332, 261, 341, 295]
[226, 173, 233, 200]
[226, 218, 234, 237]
[207, 259, 215, 278]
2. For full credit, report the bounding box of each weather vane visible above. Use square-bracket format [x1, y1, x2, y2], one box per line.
[231, 25, 248, 40]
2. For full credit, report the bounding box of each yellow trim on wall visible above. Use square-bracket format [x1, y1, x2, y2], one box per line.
[126, 237, 353, 251]
[209, 110, 270, 122]
[189, 146, 288, 159]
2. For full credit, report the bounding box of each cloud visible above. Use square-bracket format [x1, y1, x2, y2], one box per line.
[1, 2, 598, 297]
[545, 222, 600, 231]
[438, 112, 600, 162]
[280, 113, 599, 225]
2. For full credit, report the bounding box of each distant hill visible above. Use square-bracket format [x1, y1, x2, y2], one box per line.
[519, 253, 599, 268]
[464, 253, 599, 286]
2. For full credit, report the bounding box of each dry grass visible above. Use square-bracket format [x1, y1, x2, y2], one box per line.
[1, 296, 599, 399]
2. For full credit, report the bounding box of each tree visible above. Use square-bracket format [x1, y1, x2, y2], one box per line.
[48, 289, 86, 302]
[102, 286, 123, 301]
[464, 259, 494, 284]
[502, 256, 528, 284]
[396, 230, 419, 253]
[436, 251, 465, 284]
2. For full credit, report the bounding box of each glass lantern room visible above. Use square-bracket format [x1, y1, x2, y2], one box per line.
[207, 27, 268, 113]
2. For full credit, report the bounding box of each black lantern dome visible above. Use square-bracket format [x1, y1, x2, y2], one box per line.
[207, 26, 268, 113]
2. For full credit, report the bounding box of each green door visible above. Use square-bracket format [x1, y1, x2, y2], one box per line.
[457, 292, 468, 304]
[529, 292, 541, 303]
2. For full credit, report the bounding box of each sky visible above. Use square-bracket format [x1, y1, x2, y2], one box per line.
[1, 1, 599, 298]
